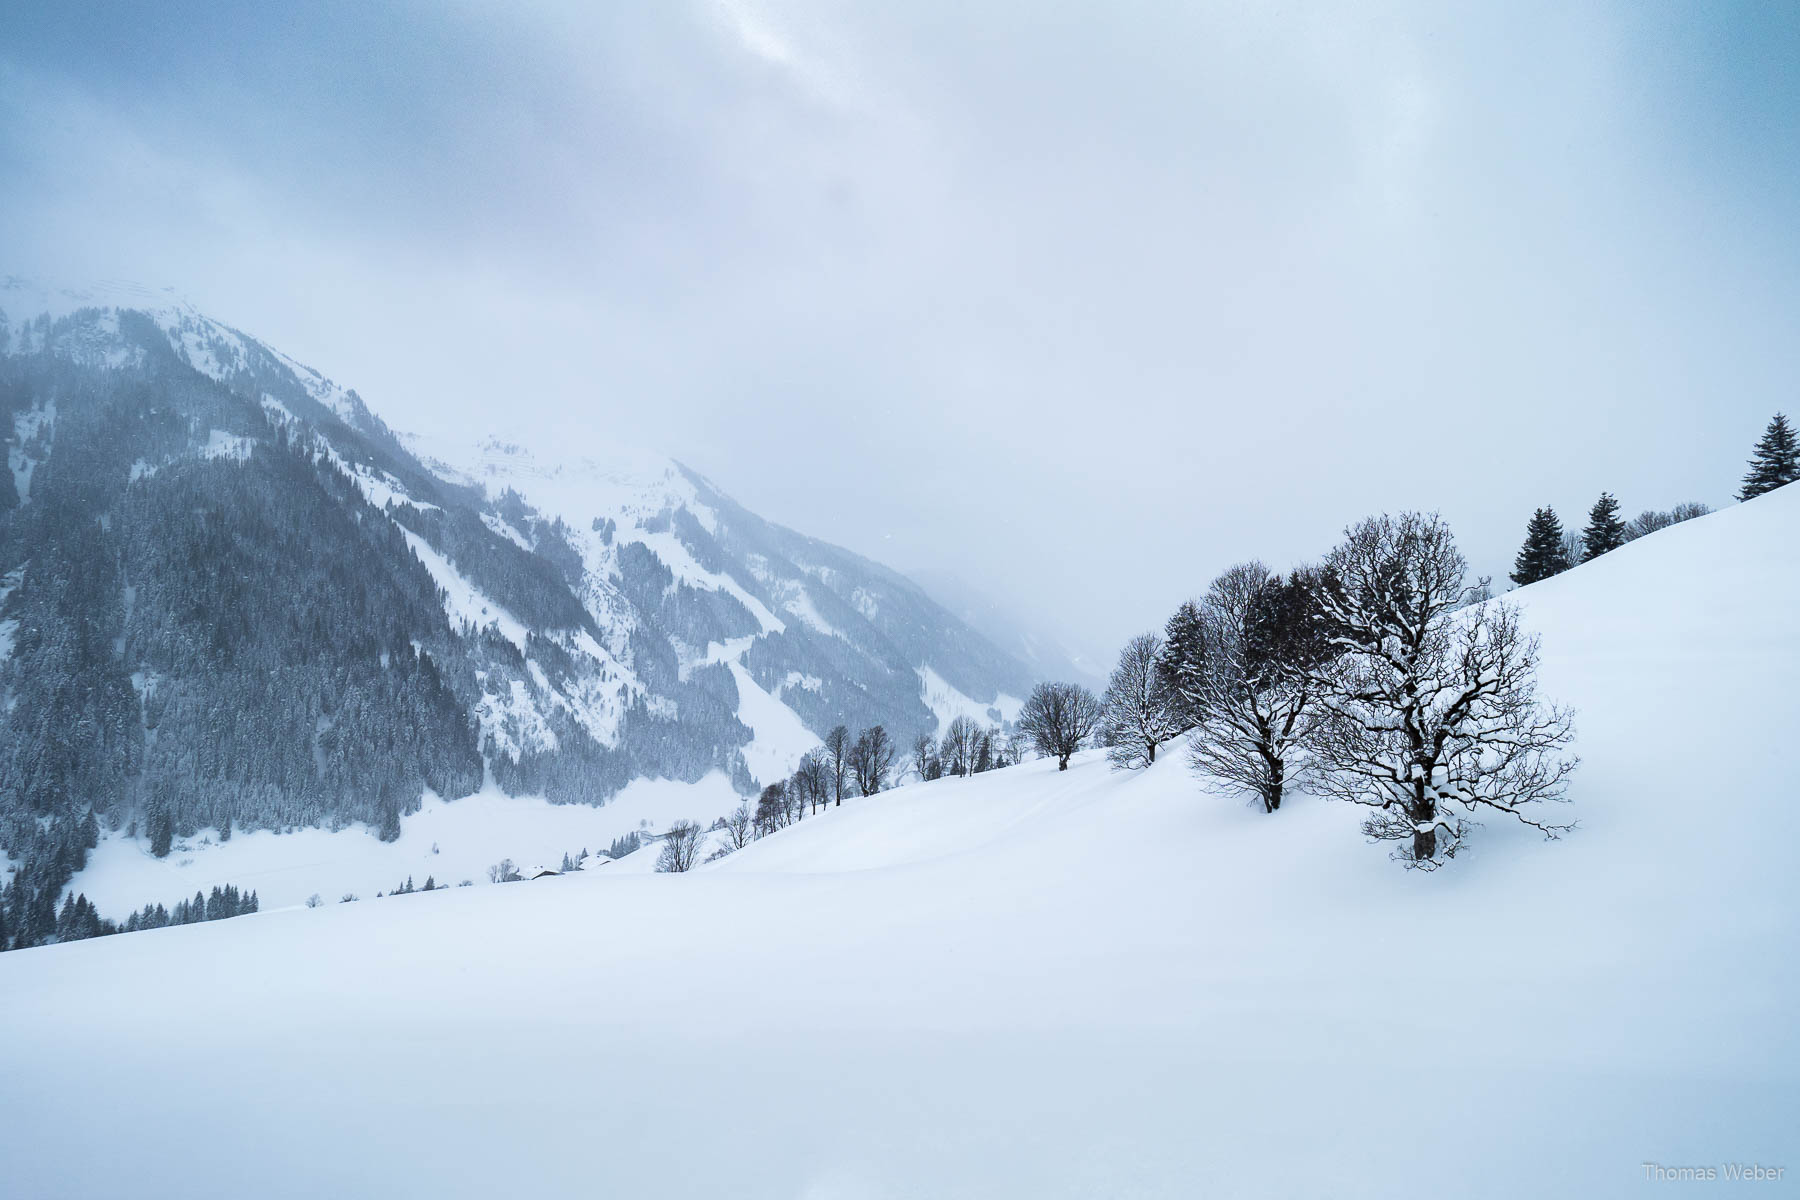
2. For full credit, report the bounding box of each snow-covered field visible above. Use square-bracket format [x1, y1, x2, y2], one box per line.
[3, 489, 1798, 1197]
[62, 773, 744, 914]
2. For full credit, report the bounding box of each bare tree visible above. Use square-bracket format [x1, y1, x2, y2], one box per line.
[1102, 633, 1183, 769]
[1018, 681, 1102, 770]
[1310, 512, 1578, 869]
[754, 782, 789, 835]
[791, 752, 829, 816]
[823, 725, 852, 806]
[940, 715, 981, 777]
[851, 725, 895, 795]
[655, 819, 704, 873]
[1624, 502, 1711, 541]
[1181, 562, 1328, 813]
[1006, 728, 1032, 767]
[910, 732, 940, 782]
[719, 802, 755, 850]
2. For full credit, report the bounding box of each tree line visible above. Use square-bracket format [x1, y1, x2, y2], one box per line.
[1510, 411, 1795, 586]
[1087, 511, 1578, 870]
[2, 880, 262, 950]
[652, 715, 1045, 872]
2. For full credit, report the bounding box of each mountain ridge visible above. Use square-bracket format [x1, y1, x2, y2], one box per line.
[0, 277, 1035, 941]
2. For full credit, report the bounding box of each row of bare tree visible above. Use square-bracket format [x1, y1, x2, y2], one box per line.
[1096, 512, 1578, 870]
[656, 723, 907, 870]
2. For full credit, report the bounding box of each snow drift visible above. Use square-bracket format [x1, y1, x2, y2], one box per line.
[1, 486, 1796, 1198]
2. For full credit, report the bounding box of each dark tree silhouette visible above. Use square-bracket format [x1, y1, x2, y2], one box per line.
[1510, 507, 1572, 585]
[1580, 492, 1626, 561]
[1739, 413, 1799, 500]
[1312, 513, 1578, 870]
[1180, 563, 1329, 812]
[1018, 682, 1102, 770]
[1103, 633, 1182, 769]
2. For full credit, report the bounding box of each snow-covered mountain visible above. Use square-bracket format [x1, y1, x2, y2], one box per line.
[0, 278, 1033, 931]
[2, 473, 1794, 1198]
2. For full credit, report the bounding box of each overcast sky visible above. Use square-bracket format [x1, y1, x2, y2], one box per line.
[4, 1, 1796, 668]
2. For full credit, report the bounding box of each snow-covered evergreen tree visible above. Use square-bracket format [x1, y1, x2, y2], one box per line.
[1739, 412, 1799, 500]
[1510, 507, 1572, 585]
[1580, 492, 1627, 561]
[1154, 601, 1207, 729]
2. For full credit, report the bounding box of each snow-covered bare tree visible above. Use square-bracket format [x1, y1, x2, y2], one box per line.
[940, 715, 981, 777]
[790, 752, 829, 816]
[719, 803, 755, 850]
[754, 782, 789, 835]
[1018, 681, 1102, 770]
[909, 732, 939, 782]
[851, 725, 895, 795]
[655, 819, 704, 873]
[1181, 562, 1328, 812]
[1103, 633, 1182, 769]
[1311, 512, 1578, 870]
[1006, 728, 1031, 767]
[823, 725, 852, 806]
[1623, 502, 1710, 541]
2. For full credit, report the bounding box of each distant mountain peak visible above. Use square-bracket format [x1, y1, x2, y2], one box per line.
[0, 282, 1039, 907]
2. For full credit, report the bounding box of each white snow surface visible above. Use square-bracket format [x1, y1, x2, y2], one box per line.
[61, 773, 741, 915]
[4, 489, 1798, 1198]
[397, 527, 529, 651]
[200, 429, 255, 462]
[918, 662, 1023, 736]
[727, 659, 821, 780]
[1, 277, 365, 424]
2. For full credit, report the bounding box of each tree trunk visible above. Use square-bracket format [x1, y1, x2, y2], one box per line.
[1058, 754, 1070, 770]
[1259, 745, 1283, 813]
[1147, 741, 1156, 764]
[1411, 787, 1435, 864]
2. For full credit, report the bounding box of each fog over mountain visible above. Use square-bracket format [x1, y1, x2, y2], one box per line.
[3, 2, 1794, 658]
[3, 6, 1799, 1198]
[0, 278, 1034, 946]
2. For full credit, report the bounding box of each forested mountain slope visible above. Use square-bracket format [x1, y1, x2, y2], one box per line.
[0, 279, 1031, 943]
[0, 469, 1794, 1198]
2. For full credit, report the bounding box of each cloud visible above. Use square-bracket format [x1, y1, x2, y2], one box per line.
[2, 0, 1797, 664]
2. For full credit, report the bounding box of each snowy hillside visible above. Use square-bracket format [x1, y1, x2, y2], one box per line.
[3, 476, 1795, 1197]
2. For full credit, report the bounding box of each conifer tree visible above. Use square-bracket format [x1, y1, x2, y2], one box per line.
[1580, 492, 1626, 561]
[1739, 413, 1799, 500]
[1154, 601, 1207, 729]
[1510, 507, 1572, 585]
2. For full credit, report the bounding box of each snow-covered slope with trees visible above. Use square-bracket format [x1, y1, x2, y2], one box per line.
[2, 482, 1794, 1197]
[0, 278, 1033, 939]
